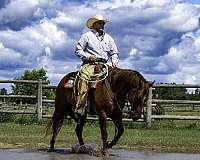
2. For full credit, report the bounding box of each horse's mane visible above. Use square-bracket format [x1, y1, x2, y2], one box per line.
[128, 70, 147, 83]
[107, 67, 150, 94]
[129, 70, 150, 88]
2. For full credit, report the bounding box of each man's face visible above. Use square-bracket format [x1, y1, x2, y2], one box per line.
[93, 20, 105, 32]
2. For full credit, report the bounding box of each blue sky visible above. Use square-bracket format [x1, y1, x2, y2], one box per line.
[0, 0, 200, 89]
[185, 0, 200, 4]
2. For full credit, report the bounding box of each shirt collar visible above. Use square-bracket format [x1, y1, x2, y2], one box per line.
[91, 29, 105, 37]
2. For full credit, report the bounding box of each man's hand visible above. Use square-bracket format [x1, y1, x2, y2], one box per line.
[89, 55, 97, 61]
[112, 63, 118, 68]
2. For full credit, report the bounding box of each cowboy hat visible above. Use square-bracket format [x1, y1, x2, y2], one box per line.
[86, 14, 109, 29]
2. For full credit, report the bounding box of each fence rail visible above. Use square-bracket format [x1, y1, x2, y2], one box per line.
[153, 84, 200, 88]
[0, 80, 48, 84]
[0, 95, 47, 99]
[146, 84, 200, 127]
[152, 99, 200, 104]
[0, 80, 200, 125]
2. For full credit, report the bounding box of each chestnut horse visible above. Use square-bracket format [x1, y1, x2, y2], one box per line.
[46, 67, 152, 156]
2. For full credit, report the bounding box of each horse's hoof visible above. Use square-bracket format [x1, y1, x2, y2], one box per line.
[48, 148, 55, 152]
[106, 141, 112, 148]
[101, 149, 109, 157]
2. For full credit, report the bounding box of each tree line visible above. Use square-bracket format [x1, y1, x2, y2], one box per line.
[154, 83, 200, 100]
[0, 69, 200, 104]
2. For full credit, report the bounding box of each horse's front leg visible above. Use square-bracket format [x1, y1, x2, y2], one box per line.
[75, 115, 87, 145]
[107, 110, 124, 148]
[98, 110, 109, 157]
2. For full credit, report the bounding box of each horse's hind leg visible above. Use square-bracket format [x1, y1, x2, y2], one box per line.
[49, 112, 64, 151]
[75, 115, 87, 145]
[107, 111, 124, 148]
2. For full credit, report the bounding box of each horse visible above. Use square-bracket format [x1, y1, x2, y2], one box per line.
[46, 67, 153, 156]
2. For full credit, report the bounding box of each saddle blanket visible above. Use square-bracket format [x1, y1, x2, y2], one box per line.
[64, 79, 96, 88]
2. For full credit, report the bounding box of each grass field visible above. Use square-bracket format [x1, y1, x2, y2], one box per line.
[1, 119, 200, 153]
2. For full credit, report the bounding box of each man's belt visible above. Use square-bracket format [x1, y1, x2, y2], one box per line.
[83, 58, 107, 65]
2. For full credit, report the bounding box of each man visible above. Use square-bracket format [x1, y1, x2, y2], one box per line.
[74, 14, 119, 115]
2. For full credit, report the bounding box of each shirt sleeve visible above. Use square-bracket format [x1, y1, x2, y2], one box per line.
[109, 37, 119, 64]
[75, 34, 91, 61]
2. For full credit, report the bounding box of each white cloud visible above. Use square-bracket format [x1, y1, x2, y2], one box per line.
[0, 0, 39, 21]
[0, 43, 23, 68]
[154, 3, 199, 32]
[53, 11, 82, 27]
[38, 19, 67, 49]
[167, 64, 200, 84]
[0, 0, 200, 87]
[0, 18, 71, 62]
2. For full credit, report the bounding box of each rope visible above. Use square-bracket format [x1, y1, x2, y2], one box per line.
[77, 62, 108, 82]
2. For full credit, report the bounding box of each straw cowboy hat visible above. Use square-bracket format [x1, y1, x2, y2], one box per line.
[86, 14, 109, 29]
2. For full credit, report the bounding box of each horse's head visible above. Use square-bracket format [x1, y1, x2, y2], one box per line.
[107, 68, 154, 121]
[128, 81, 154, 121]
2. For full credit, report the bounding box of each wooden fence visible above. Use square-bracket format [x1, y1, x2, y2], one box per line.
[0, 80, 47, 120]
[0, 80, 200, 126]
[146, 84, 200, 127]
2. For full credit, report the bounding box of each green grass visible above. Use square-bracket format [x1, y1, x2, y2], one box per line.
[1, 120, 200, 153]
[166, 111, 200, 116]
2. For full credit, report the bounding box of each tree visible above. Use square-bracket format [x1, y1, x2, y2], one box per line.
[0, 88, 7, 95]
[194, 88, 200, 95]
[154, 83, 187, 100]
[0, 88, 7, 102]
[12, 68, 55, 103]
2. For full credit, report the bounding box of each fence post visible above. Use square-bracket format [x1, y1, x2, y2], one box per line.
[37, 80, 43, 121]
[0, 101, 2, 110]
[146, 87, 153, 127]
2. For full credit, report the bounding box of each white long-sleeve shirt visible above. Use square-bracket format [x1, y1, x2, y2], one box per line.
[75, 30, 118, 64]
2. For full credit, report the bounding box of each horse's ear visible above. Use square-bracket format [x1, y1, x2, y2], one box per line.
[148, 80, 155, 87]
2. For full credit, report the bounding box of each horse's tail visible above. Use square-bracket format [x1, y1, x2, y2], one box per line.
[44, 115, 64, 139]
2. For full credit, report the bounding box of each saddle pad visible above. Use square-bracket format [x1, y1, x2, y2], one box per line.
[64, 79, 74, 88]
[64, 79, 97, 88]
